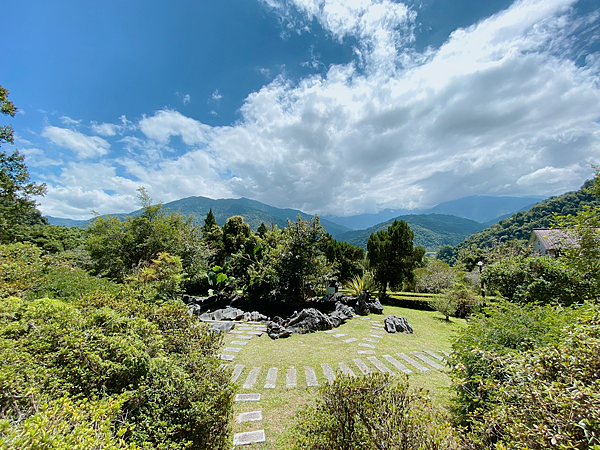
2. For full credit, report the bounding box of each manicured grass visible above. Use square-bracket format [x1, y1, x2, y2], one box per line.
[226, 305, 465, 449]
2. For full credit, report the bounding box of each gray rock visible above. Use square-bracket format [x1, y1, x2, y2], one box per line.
[244, 311, 268, 322]
[356, 291, 370, 316]
[209, 321, 236, 333]
[366, 297, 384, 314]
[221, 307, 245, 320]
[286, 308, 334, 334]
[267, 321, 292, 339]
[384, 315, 413, 333]
[335, 301, 355, 319]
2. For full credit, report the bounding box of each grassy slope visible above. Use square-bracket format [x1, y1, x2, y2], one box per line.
[227, 305, 465, 449]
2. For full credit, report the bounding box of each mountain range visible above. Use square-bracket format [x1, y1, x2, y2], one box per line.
[46, 194, 546, 253]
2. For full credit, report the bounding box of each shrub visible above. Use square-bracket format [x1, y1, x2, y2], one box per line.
[415, 260, 457, 294]
[292, 372, 458, 450]
[461, 306, 600, 449]
[0, 242, 46, 297]
[449, 301, 582, 423]
[429, 285, 481, 320]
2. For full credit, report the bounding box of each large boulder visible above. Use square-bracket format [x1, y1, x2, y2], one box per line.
[198, 306, 244, 322]
[208, 321, 236, 333]
[267, 321, 292, 339]
[366, 297, 384, 314]
[384, 315, 413, 333]
[244, 311, 268, 322]
[286, 308, 334, 334]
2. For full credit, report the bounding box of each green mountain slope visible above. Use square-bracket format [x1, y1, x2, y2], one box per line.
[453, 179, 599, 252]
[336, 214, 487, 252]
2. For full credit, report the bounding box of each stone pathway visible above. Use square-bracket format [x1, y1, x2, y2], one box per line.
[286, 366, 297, 388]
[234, 393, 265, 446]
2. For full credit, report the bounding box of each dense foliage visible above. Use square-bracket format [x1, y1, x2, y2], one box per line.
[293, 373, 458, 450]
[85, 189, 211, 292]
[0, 243, 235, 450]
[367, 220, 425, 297]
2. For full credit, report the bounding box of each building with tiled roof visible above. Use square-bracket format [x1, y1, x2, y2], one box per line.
[529, 228, 579, 257]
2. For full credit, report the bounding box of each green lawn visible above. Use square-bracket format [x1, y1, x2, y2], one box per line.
[226, 305, 465, 449]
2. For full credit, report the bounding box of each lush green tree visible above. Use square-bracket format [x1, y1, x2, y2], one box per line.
[84, 189, 211, 292]
[257, 222, 268, 238]
[0, 85, 17, 147]
[436, 244, 456, 266]
[202, 207, 217, 233]
[367, 220, 425, 297]
[0, 87, 47, 241]
[415, 259, 458, 294]
[321, 233, 365, 281]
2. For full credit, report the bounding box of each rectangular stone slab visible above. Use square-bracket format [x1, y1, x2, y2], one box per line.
[362, 338, 380, 343]
[370, 330, 385, 335]
[235, 410, 263, 423]
[236, 335, 253, 340]
[441, 350, 451, 358]
[264, 367, 278, 389]
[423, 350, 445, 361]
[220, 354, 235, 361]
[339, 362, 356, 377]
[237, 326, 253, 330]
[231, 364, 245, 382]
[247, 331, 263, 336]
[359, 343, 376, 349]
[243, 367, 261, 389]
[233, 430, 266, 445]
[321, 363, 335, 383]
[367, 356, 393, 374]
[353, 358, 371, 375]
[231, 341, 248, 346]
[397, 353, 429, 372]
[343, 338, 358, 343]
[235, 393, 261, 402]
[228, 330, 245, 334]
[382, 355, 412, 374]
[323, 329, 337, 334]
[411, 351, 446, 370]
[333, 333, 348, 338]
[224, 347, 241, 352]
[305, 366, 318, 387]
[358, 350, 376, 355]
[286, 366, 297, 388]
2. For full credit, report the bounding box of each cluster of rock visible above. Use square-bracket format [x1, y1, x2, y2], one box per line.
[327, 291, 384, 315]
[266, 302, 355, 339]
[384, 315, 413, 333]
[189, 306, 269, 333]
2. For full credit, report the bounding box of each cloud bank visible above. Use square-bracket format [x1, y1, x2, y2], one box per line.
[29, 0, 600, 219]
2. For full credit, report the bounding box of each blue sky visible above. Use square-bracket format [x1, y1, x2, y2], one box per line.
[3, 0, 600, 219]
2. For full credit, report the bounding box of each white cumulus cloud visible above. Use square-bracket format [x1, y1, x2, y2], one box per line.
[42, 126, 110, 159]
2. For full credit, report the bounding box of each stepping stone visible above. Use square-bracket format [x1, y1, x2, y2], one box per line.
[353, 358, 371, 375]
[235, 393, 261, 402]
[231, 364, 245, 382]
[247, 331, 263, 336]
[343, 338, 358, 343]
[323, 329, 337, 334]
[441, 350, 451, 358]
[397, 353, 429, 372]
[358, 350, 376, 355]
[369, 334, 384, 339]
[233, 430, 265, 445]
[339, 362, 356, 377]
[224, 347, 241, 352]
[423, 350, 445, 361]
[229, 330, 245, 334]
[286, 366, 297, 388]
[243, 367, 261, 389]
[264, 367, 278, 389]
[370, 330, 385, 336]
[359, 343, 376, 349]
[367, 356, 393, 374]
[220, 355, 235, 361]
[333, 333, 348, 338]
[238, 326, 253, 330]
[321, 363, 335, 383]
[382, 355, 412, 374]
[236, 335, 253, 340]
[412, 352, 446, 370]
[247, 321, 263, 324]
[305, 367, 318, 387]
[235, 410, 262, 423]
[371, 325, 384, 329]
[231, 341, 248, 346]
[363, 338, 379, 343]
[361, 317, 370, 320]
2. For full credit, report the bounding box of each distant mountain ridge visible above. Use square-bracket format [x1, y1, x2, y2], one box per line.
[46, 196, 351, 237]
[325, 195, 546, 230]
[335, 214, 488, 252]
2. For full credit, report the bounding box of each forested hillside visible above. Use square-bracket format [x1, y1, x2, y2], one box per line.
[452, 179, 599, 254]
[336, 214, 486, 252]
